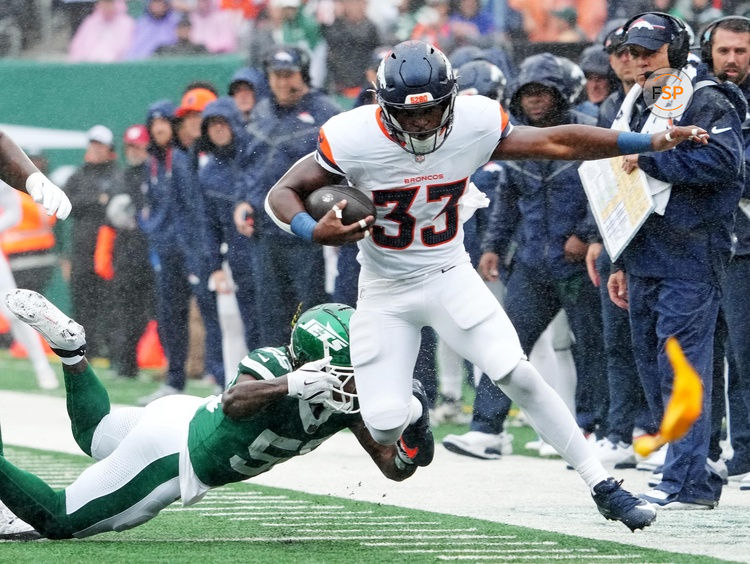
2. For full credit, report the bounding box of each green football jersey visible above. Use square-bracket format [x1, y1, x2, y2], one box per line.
[187, 346, 357, 487]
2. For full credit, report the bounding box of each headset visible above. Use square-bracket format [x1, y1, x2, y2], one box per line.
[621, 11, 691, 69]
[700, 15, 750, 68]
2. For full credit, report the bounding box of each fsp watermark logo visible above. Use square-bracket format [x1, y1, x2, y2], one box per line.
[643, 67, 694, 119]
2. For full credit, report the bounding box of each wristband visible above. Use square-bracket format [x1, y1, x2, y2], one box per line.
[616, 132, 653, 154]
[290, 211, 317, 241]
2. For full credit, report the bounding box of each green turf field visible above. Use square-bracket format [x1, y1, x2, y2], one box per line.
[0, 354, 734, 563]
[0, 445, 729, 563]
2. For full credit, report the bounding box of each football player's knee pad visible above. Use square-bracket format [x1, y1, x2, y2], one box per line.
[493, 359, 544, 404]
[362, 405, 411, 445]
[91, 407, 145, 461]
[365, 422, 405, 446]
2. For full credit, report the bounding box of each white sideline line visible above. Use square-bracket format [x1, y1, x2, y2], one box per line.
[365, 541, 564, 548]
[163, 504, 345, 513]
[199, 496, 291, 502]
[202, 492, 269, 497]
[163, 503, 319, 512]
[437, 556, 642, 561]
[260, 521, 440, 527]
[401, 548, 598, 554]
[256, 515, 408, 522]
[254, 513, 394, 521]
[228, 510, 376, 519]
[293, 528, 477, 534]
[86, 534, 518, 542]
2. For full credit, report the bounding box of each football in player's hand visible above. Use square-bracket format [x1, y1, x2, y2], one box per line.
[304, 185, 376, 225]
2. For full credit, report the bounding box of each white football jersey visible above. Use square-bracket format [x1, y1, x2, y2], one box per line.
[315, 95, 512, 279]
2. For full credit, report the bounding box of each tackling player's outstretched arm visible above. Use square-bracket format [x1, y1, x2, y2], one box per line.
[492, 124, 709, 161]
[222, 378, 288, 419]
[348, 419, 418, 482]
[222, 357, 342, 419]
[0, 130, 71, 219]
[265, 153, 374, 246]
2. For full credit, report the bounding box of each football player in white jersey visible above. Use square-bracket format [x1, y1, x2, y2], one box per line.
[265, 40, 709, 531]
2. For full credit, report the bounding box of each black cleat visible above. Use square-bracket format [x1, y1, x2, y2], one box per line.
[592, 478, 657, 532]
[397, 380, 434, 467]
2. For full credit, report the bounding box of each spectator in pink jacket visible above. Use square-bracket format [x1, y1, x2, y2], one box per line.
[68, 0, 135, 62]
[190, 0, 239, 53]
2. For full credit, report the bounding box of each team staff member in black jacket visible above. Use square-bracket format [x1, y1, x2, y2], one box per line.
[64, 125, 123, 360]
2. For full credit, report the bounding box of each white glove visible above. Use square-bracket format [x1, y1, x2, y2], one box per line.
[26, 171, 72, 219]
[286, 356, 341, 404]
[106, 193, 136, 230]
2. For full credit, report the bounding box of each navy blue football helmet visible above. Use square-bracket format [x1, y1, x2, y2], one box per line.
[376, 40, 458, 155]
[457, 60, 507, 102]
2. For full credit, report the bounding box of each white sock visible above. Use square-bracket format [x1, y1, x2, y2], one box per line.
[494, 360, 608, 489]
[577, 456, 611, 491]
[408, 395, 423, 424]
[60, 354, 85, 366]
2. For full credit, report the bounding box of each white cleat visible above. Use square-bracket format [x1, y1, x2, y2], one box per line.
[0, 501, 40, 540]
[4, 290, 86, 356]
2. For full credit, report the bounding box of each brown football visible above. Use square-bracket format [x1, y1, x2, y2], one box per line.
[304, 185, 376, 225]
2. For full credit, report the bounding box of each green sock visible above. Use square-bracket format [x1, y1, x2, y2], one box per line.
[64, 364, 111, 457]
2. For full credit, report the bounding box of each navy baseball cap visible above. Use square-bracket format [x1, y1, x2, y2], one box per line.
[266, 47, 303, 72]
[624, 14, 674, 51]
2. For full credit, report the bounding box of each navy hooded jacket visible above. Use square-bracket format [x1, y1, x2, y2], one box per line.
[620, 64, 746, 284]
[197, 96, 253, 273]
[482, 54, 598, 280]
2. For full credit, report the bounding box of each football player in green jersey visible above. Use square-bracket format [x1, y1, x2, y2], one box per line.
[0, 290, 433, 540]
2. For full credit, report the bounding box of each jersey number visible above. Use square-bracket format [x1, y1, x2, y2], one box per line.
[371, 179, 467, 249]
[229, 429, 326, 477]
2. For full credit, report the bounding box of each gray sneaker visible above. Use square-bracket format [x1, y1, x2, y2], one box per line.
[137, 384, 181, 406]
[443, 431, 513, 460]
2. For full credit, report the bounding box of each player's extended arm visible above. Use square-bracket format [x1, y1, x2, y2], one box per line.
[492, 124, 708, 161]
[0, 130, 71, 219]
[265, 153, 373, 245]
[348, 418, 418, 482]
[222, 358, 342, 419]
[222, 377, 289, 419]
